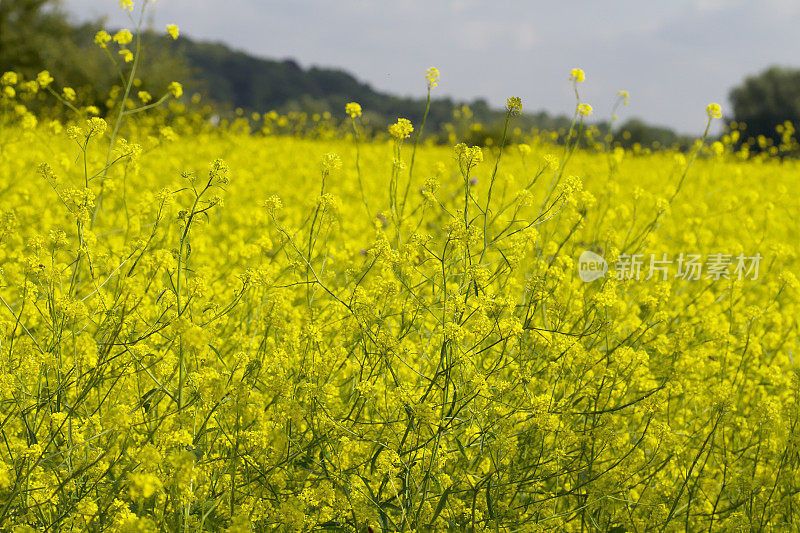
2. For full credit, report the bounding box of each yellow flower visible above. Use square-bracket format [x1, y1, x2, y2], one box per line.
[21, 80, 38, 94]
[1, 72, 19, 85]
[167, 24, 180, 40]
[66, 125, 83, 140]
[119, 0, 134, 11]
[320, 152, 342, 172]
[570, 68, 585, 82]
[2, 86, 14, 99]
[263, 195, 283, 214]
[0, 462, 12, 490]
[454, 143, 483, 170]
[62, 87, 76, 101]
[168, 81, 183, 98]
[36, 71, 54, 89]
[388, 118, 413, 139]
[345, 102, 362, 118]
[128, 472, 162, 501]
[506, 96, 522, 116]
[160, 126, 177, 141]
[577, 103, 593, 116]
[618, 90, 630, 105]
[113, 29, 133, 45]
[21, 113, 37, 129]
[87, 117, 108, 138]
[706, 102, 722, 119]
[119, 49, 134, 63]
[426, 67, 440, 88]
[94, 30, 112, 48]
[137, 90, 152, 104]
[76, 498, 98, 518]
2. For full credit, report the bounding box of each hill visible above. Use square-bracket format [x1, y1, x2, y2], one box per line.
[160, 34, 575, 139]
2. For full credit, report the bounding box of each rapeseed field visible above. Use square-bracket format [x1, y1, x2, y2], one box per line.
[0, 6, 798, 532]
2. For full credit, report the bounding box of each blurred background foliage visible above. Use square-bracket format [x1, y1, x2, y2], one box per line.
[1, 0, 188, 114]
[2, 0, 799, 152]
[729, 66, 800, 152]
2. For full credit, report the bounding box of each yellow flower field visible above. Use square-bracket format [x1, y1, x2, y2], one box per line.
[1, 16, 800, 533]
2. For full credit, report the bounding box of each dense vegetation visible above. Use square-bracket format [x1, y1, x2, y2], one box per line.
[12, 0, 800, 149]
[1, 2, 799, 531]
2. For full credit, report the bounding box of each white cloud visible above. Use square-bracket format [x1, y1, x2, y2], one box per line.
[60, 0, 800, 133]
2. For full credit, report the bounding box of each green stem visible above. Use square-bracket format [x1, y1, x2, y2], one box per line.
[401, 87, 431, 218]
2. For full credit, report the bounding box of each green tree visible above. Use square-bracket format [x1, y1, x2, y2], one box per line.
[729, 66, 800, 147]
[1, 0, 189, 112]
[0, 0, 72, 74]
[0, 0, 107, 95]
[612, 118, 692, 151]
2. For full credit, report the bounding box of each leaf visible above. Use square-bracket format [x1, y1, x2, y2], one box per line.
[485, 478, 495, 519]
[455, 437, 468, 460]
[431, 485, 452, 525]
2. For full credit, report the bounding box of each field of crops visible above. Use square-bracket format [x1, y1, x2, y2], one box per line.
[1, 21, 800, 533]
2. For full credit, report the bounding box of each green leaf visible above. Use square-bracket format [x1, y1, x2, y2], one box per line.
[431, 485, 452, 525]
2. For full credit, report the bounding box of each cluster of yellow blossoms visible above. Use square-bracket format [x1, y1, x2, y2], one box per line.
[0, 8, 798, 532]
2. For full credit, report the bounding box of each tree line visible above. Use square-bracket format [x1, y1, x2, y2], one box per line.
[2, 0, 797, 151]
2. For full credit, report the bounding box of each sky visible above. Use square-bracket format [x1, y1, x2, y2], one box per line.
[62, 0, 800, 134]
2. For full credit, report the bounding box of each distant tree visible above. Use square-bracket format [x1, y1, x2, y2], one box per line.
[0, 0, 77, 76]
[613, 118, 685, 150]
[0, 4, 577, 139]
[729, 66, 800, 147]
[0, 1, 189, 112]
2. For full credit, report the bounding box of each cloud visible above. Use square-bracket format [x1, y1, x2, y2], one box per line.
[61, 0, 800, 134]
